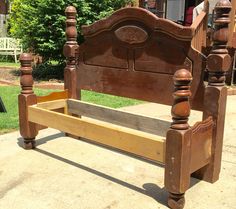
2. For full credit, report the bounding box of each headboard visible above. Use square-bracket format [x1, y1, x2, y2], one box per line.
[77, 7, 206, 111]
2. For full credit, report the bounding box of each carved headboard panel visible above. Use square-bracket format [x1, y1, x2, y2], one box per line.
[77, 7, 206, 110]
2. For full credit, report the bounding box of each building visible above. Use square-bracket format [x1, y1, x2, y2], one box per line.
[138, 0, 219, 25]
[138, 0, 236, 84]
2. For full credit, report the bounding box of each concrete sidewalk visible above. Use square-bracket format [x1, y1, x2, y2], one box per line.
[0, 96, 236, 209]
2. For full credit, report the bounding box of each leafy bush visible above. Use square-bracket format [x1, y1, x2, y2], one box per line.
[32, 61, 65, 81]
[9, 0, 133, 62]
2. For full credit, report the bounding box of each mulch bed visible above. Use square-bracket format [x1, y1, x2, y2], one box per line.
[0, 67, 63, 90]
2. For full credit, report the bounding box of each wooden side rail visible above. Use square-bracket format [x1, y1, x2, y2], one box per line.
[67, 99, 170, 136]
[28, 105, 166, 163]
[28, 97, 214, 171]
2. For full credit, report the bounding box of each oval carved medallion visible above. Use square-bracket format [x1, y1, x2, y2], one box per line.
[115, 25, 148, 44]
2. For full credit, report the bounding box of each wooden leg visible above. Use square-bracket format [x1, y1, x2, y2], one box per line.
[193, 0, 232, 183]
[164, 69, 192, 209]
[192, 86, 227, 183]
[19, 53, 38, 149]
[23, 138, 36, 149]
[19, 94, 38, 149]
[165, 129, 191, 209]
[168, 193, 185, 209]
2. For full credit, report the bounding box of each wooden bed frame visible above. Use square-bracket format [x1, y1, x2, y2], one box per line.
[18, 1, 232, 208]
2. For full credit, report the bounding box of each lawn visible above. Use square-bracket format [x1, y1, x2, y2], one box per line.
[0, 86, 142, 134]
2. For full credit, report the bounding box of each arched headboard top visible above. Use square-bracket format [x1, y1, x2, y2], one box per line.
[82, 7, 195, 41]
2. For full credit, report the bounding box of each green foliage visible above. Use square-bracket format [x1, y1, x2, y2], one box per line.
[9, 0, 133, 62]
[32, 61, 65, 80]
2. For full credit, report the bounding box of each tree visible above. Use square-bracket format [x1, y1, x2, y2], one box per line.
[9, 0, 133, 62]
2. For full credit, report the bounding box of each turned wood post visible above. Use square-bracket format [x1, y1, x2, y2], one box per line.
[193, 0, 232, 183]
[18, 53, 38, 149]
[165, 69, 192, 209]
[63, 6, 79, 99]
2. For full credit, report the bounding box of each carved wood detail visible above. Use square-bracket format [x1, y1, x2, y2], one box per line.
[114, 25, 148, 44]
[64, 6, 79, 99]
[19, 53, 38, 149]
[165, 69, 193, 209]
[207, 0, 232, 86]
[20, 53, 34, 95]
[171, 69, 192, 130]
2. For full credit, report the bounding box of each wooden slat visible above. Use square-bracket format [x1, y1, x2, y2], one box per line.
[37, 90, 68, 103]
[28, 106, 165, 163]
[191, 11, 206, 30]
[228, 0, 236, 47]
[67, 99, 170, 136]
[191, 11, 207, 52]
[36, 99, 66, 110]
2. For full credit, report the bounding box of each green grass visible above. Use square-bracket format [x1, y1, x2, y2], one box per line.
[0, 62, 20, 68]
[0, 86, 143, 134]
[0, 86, 57, 134]
[81, 90, 142, 108]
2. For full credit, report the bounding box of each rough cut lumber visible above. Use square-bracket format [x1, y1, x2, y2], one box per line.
[67, 99, 170, 136]
[28, 105, 166, 163]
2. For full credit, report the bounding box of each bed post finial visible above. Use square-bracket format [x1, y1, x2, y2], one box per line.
[64, 6, 79, 99]
[65, 6, 77, 42]
[171, 69, 192, 130]
[165, 69, 192, 209]
[20, 53, 34, 95]
[207, 0, 232, 86]
[19, 53, 38, 149]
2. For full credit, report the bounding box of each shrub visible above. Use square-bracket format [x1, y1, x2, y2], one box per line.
[9, 0, 133, 62]
[32, 61, 65, 81]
